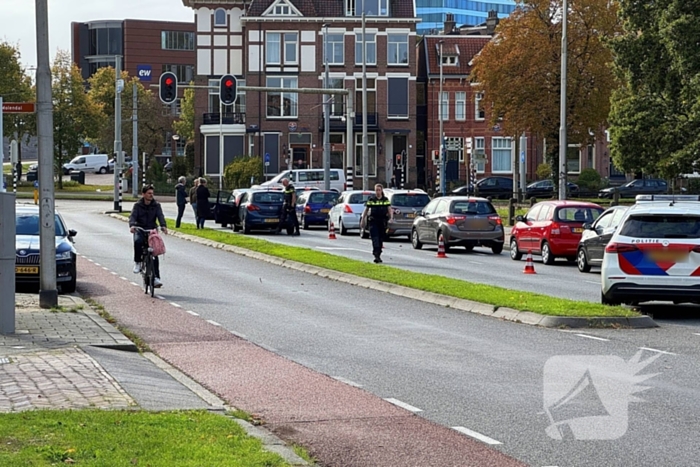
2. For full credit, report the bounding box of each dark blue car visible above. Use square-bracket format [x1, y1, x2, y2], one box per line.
[235, 189, 287, 234]
[296, 190, 340, 229]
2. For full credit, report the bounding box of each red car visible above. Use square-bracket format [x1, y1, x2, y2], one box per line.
[510, 200, 604, 264]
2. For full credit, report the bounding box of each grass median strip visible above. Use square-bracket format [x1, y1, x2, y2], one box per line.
[159, 218, 635, 318]
[0, 409, 292, 466]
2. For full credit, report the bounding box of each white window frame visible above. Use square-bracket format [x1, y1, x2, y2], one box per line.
[325, 33, 345, 65]
[441, 55, 457, 66]
[355, 33, 376, 65]
[440, 91, 449, 121]
[214, 8, 227, 27]
[491, 137, 512, 173]
[266, 32, 298, 65]
[474, 137, 486, 173]
[354, 132, 377, 177]
[274, 4, 291, 14]
[327, 77, 345, 118]
[266, 77, 298, 118]
[475, 92, 485, 120]
[387, 34, 409, 65]
[445, 137, 463, 163]
[455, 91, 466, 121]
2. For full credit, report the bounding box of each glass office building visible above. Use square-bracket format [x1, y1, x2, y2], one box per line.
[416, 0, 516, 34]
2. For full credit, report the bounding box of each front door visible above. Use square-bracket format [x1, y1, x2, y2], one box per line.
[291, 146, 309, 169]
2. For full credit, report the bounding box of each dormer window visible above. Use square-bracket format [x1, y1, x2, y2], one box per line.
[214, 8, 227, 27]
[274, 4, 291, 14]
[263, 0, 301, 17]
[346, 0, 388, 16]
[441, 55, 457, 65]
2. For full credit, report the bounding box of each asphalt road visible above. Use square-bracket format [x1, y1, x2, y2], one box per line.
[55, 199, 700, 467]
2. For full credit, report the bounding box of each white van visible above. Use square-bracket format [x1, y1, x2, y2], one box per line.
[261, 169, 346, 192]
[62, 154, 110, 175]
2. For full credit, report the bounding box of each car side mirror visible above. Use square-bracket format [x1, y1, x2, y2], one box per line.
[582, 223, 592, 231]
[68, 229, 77, 237]
[515, 215, 524, 222]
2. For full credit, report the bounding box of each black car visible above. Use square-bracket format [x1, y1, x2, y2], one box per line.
[234, 189, 288, 234]
[525, 179, 579, 199]
[599, 178, 668, 199]
[450, 177, 514, 199]
[15, 205, 78, 293]
[576, 205, 629, 273]
[214, 188, 252, 228]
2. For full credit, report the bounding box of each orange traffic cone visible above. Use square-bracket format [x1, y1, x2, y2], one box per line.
[523, 250, 536, 274]
[437, 234, 447, 258]
[328, 222, 337, 240]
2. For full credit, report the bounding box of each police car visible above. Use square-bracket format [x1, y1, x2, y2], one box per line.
[601, 194, 700, 305]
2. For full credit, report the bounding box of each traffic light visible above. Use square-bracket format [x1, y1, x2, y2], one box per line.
[159, 72, 178, 104]
[220, 74, 238, 105]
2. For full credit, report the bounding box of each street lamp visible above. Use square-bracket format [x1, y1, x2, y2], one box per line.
[438, 40, 445, 197]
[558, 0, 568, 200]
[323, 23, 331, 190]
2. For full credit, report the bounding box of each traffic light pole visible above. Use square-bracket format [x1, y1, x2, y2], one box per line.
[113, 56, 123, 212]
[219, 99, 224, 190]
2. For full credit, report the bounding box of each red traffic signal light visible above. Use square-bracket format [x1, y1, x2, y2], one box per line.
[159, 72, 178, 104]
[220, 74, 238, 105]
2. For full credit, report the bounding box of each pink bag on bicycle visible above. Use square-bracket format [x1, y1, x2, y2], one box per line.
[148, 229, 166, 256]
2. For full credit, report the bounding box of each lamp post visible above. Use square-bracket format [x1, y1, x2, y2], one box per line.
[438, 40, 445, 197]
[361, 12, 369, 190]
[558, 0, 568, 200]
[323, 23, 331, 190]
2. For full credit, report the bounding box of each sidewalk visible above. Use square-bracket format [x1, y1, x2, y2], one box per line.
[0, 293, 308, 466]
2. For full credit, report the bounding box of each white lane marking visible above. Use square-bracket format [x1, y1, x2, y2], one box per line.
[169, 302, 182, 308]
[185, 310, 199, 316]
[119, 276, 128, 281]
[693, 333, 700, 337]
[130, 282, 139, 286]
[87, 258, 94, 263]
[102, 267, 109, 271]
[94, 262, 100, 266]
[452, 426, 503, 445]
[575, 334, 610, 342]
[206, 320, 221, 327]
[332, 376, 363, 388]
[468, 261, 484, 265]
[384, 398, 422, 413]
[110, 271, 117, 275]
[640, 347, 677, 356]
[156, 295, 166, 300]
[230, 330, 247, 339]
[316, 246, 368, 253]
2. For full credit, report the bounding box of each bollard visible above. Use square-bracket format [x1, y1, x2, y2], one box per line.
[611, 188, 619, 207]
[530, 196, 537, 207]
[508, 198, 516, 226]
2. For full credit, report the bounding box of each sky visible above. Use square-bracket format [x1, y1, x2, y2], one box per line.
[3, 0, 194, 69]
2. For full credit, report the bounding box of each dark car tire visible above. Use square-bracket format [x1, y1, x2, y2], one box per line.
[541, 241, 555, 265]
[577, 248, 591, 273]
[339, 220, 348, 235]
[491, 243, 503, 255]
[243, 218, 251, 234]
[464, 245, 474, 252]
[411, 229, 423, 250]
[601, 291, 621, 306]
[510, 238, 522, 261]
[302, 215, 309, 230]
[62, 267, 77, 294]
[99, 167, 107, 174]
[233, 223, 241, 232]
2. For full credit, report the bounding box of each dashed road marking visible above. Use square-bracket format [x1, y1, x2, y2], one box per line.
[332, 376, 363, 388]
[693, 333, 700, 337]
[206, 320, 221, 327]
[575, 333, 610, 342]
[119, 276, 128, 281]
[584, 280, 599, 285]
[230, 330, 247, 339]
[640, 347, 677, 356]
[156, 295, 166, 300]
[185, 310, 199, 316]
[130, 282, 139, 286]
[169, 302, 181, 308]
[110, 271, 117, 275]
[452, 426, 502, 445]
[384, 398, 422, 413]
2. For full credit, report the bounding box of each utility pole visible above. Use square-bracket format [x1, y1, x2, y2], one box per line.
[519, 132, 527, 199]
[113, 56, 123, 211]
[35, 0, 57, 308]
[558, 0, 568, 201]
[132, 83, 138, 197]
[323, 23, 331, 191]
[0, 96, 3, 193]
[346, 92, 354, 190]
[439, 40, 446, 197]
[219, 99, 224, 190]
[361, 12, 369, 190]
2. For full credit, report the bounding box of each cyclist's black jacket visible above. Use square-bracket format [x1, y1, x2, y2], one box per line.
[129, 198, 167, 230]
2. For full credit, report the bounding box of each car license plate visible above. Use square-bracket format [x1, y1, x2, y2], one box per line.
[16, 266, 39, 274]
[321, 208, 330, 213]
[405, 213, 416, 219]
[264, 218, 278, 223]
[648, 250, 688, 262]
[572, 227, 583, 233]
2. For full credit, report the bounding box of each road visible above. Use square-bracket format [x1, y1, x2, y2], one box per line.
[55, 199, 700, 467]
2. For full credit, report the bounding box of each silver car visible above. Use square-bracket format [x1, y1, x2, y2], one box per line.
[328, 190, 375, 235]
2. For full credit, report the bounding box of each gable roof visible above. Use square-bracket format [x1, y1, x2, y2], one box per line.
[262, 0, 305, 16]
[425, 36, 491, 76]
[247, 0, 414, 18]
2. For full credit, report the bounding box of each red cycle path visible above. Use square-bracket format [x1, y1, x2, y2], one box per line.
[78, 259, 526, 467]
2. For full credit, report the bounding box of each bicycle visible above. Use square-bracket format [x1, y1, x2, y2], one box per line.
[134, 227, 157, 297]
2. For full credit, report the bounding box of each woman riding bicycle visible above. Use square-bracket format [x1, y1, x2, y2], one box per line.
[129, 185, 168, 287]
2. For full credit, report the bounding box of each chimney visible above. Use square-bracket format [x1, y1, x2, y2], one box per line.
[444, 13, 455, 35]
[486, 10, 499, 35]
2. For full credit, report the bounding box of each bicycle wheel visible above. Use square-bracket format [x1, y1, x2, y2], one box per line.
[142, 259, 150, 295]
[147, 255, 155, 297]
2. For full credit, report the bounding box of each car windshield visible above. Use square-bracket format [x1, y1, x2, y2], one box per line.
[16, 214, 66, 236]
[309, 192, 339, 204]
[555, 207, 603, 223]
[618, 215, 700, 239]
[348, 193, 373, 204]
[391, 194, 431, 208]
[451, 201, 496, 215]
[252, 192, 284, 203]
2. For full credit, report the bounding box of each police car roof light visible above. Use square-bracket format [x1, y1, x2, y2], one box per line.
[635, 194, 700, 202]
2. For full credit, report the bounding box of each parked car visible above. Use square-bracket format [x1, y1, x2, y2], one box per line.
[526, 180, 579, 199]
[475, 177, 514, 199]
[411, 196, 505, 254]
[328, 190, 375, 235]
[361, 189, 432, 240]
[598, 178, 668, 198]
[510, 200, 604, 265]
[234, 189, 288, 234]
[601, 195, 700, 305]
[26, 164, 38, 182]
[261, 168, 346, 192]
[576, 205, 630, 273]
[15, 204, 77, 293]
[295, 186, 320, 198]
[108, 157, 133, 173]
[296, 190, 340, 229]
[213, 189, 251, 228]
[62, 154, 109, 175]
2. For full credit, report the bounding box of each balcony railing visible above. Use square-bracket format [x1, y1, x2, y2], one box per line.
[203, 112, 246, 125]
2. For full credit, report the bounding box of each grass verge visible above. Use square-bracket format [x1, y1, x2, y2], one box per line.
[0, 409, 293, 467]
[84, 298, 151, 353]
[149, 216, 635, 318]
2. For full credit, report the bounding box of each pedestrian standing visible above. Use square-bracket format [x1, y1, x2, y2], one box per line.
[361, 184, 393, 263]
[189, 178, 199, 226]
[276, 178, 300, 236]
[175, 176, 188, 228]
[195, 178, 211, 229]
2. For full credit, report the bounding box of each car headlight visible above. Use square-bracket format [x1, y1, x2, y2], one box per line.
[56, 251, 72, 259]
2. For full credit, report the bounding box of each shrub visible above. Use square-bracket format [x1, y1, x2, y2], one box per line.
[223, 156, 263, 189]
[171, 156, 189, 180]
[536, 163, 551, 180]
[577, 168, 602, 192]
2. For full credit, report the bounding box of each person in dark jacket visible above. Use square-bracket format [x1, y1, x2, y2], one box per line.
[189, 178, 200, 225]
[360, 184, 393, 263]
[175, 176, 188, 228]
[195, 178, 211, 229]
[129, 185, 168, 286]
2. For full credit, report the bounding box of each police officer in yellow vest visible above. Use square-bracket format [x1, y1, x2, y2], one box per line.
[361, 184, 393, 263]
[276, 178, 300, 236]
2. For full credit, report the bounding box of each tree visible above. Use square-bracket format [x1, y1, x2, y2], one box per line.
[471, 0, 620, 176]
[52, 51, 103, 188]
[0, 41, 36, 171]
[172, 86, 195, 143]
[608, 0, 700, 178]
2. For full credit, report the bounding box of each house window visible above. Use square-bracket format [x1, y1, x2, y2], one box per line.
[324, 34, 344, 65]
[162, 64, 194, 83]
[346, 0, 388, 16]
[474, 137, 485, 173]
[387, 34, 408, 65]
[272, 3, 293, 15]
[440, 92, 449, 121]
[475, 92, 485, 120]
[327, 78, 345, 117]
[567, 144, 581, 174]
[455, 91, 466, 121]
[209, 79, 246, 114]
[266, 32, 298, 65]
[266, 77, 298, 118]
[355, 77, 376, 114]
[355, 132, 377, 177]
[445, 137, 463, 163]
[161, 31, 195, 51]
[214, 8, 227, 27]
[355, 33, 376, 65]
[586, 144, 595, 169]
[441, 55, 457, 65]
[387, 77, 408, 118]
[492, 137, 512, 173]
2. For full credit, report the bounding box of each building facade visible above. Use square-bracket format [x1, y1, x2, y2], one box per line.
[183, 0, 420, 188]
[415, 0, 516, 35]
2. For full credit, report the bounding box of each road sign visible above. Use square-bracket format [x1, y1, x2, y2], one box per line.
[264, 152, 270, 166]
[2, 102, 35, 113]
[520, 151, 525, 164]
[117, 79, 125, 94]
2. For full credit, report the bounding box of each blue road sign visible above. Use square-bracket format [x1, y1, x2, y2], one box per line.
[264, 153, 270, 163]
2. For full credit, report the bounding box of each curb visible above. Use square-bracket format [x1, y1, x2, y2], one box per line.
[107, 213, 657, 329]
[63, 295, 140, 351]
